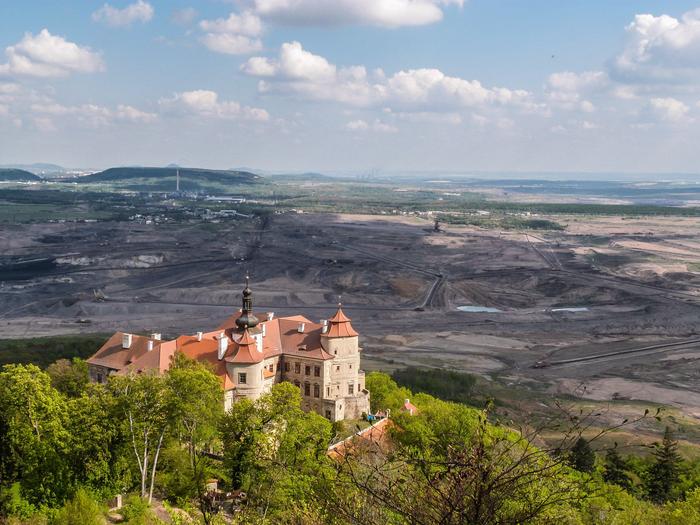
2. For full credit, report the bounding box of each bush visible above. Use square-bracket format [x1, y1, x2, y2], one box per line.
[50, 488, 104, 525]
[120, 495, 158, 525]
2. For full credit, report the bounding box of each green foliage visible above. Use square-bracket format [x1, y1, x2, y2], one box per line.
[120, 495, 159, 525]
[220, 382, 333, 521]
[603, 448, 633, 490]
[364, 372, 411, 413]
[391, 367, 477, 405]
[570, 437, 596, 473]
[0, 482, 37, 519]
[0, 335, 110, 369]
[0, 364, 72, 506]
[50, 488, 105, 525]
[46, 359, 89, 397]
[646, 426, 683, 503]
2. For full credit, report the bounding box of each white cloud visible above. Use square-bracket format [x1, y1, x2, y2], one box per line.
[613, 9, 700, 81]
[92, 0, 154, 27]
[242, 41, 532, 112]
[200, 34, 262, 55]
[548, 71, 608, 93]
[199, 11, 263, 55]
[171, 7, 198, 26]
[345, 118, 397, 132]
[30, 101, 156, 126]
[251, 0, 464, 28]
[649, 97, 691, 122]
[158, 90, 270, 121]
[346, 119, 368, 131]
[0, 29, 104, 78]
[200, 11, 262, 36]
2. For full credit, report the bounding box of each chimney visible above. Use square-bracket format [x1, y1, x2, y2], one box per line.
[321, 319, 329, 334]
[151, 332, 161, 341]
[261, 324, 266, 337]
[147, 341, 154, 352]
[217, 334, 228, 360]
[196, 331, 203, 342]
[122, 333, 133, 349]
[297, 322, 305, 333]
[267, 312, 275, 321]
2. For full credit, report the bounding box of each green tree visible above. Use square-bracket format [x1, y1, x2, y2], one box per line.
[46, 358, 89, 398]
[645, 426, 682, 503]
[164, 354, 223, 524]
[569, 437, 596, 473]
[0, 364, 71, 507]
[602, 448, 633, 490]
[108, 372, 172, 503]
[365, 372, 411, 413]
[220, 382, 333, 522]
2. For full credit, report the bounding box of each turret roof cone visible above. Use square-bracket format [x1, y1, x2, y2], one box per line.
[326, 304, 359, 338]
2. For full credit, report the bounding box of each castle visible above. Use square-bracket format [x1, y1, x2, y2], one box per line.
[86, 279, 370, 421]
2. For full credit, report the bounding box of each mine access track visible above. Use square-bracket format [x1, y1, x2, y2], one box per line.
[534, 338, 700, 368]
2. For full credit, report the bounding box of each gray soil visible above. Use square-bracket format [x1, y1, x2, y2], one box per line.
[2, 213, 700, 423]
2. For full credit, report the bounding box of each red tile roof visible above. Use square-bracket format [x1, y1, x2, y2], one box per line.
[326, 306, 359, 338]
[87, 332, 163, 370]
[87, 307, 352, 388]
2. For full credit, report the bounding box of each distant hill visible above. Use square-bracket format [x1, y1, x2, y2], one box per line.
[267, 172, 336, 182]
[0, 169, 42, 181]
[76, 167, 263, 192]
[0, 163, 66, 175]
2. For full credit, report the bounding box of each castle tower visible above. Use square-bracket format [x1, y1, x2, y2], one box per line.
[321, 304, 368, 419]
[235, 275, 259, 331]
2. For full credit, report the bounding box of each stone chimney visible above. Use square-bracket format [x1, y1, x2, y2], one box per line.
[122, 333, 133, 349]
[151, 332, 161, 341]
[217, 333, 228, 360]
[297, 322, 305, 333]
[196, 331, 203, 342]
[147, 340, 154, 352]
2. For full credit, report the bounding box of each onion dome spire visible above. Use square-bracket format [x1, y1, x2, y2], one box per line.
[235, 275, 260, 330]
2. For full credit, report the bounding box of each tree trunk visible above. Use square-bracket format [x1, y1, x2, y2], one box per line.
[148, 432, 165, 503]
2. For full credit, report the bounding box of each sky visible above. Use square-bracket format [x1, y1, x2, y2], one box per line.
[2, 1, 700, 173]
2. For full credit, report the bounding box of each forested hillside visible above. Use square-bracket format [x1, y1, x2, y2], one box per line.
[1, 361, 700, 524]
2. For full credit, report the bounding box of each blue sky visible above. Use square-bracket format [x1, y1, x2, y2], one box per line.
[2, 1, 700, 173]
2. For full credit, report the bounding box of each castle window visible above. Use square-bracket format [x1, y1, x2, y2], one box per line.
[348, 383, 354, 395]
[349, 364, 352, 369]
[284, 362, 290, 372]
[304, 382, 310, 396]
[336, 365, 340, 371]
[294, 380, 300, 388]
[313, 384, 320, 398]
[238, 373, 247, 384]
[295, 362, 300, 374]
[96, 373, 104, 384]
[325, 410, 331, 420]
[326, 386, 330, 396]
[305, 365, 311, 376]
[314, 366, 320, 377]
[269, 364, 274, 373]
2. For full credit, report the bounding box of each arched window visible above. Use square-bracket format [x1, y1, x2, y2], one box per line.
[304, 382, 311, 396]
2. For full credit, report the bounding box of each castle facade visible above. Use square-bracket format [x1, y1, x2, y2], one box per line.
[86, 280, 370, 421]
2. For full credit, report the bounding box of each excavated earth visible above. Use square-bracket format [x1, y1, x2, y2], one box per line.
[2, 213, 700, 438]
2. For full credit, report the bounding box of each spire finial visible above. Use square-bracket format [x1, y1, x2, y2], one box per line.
[236, 274, 259, 330]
